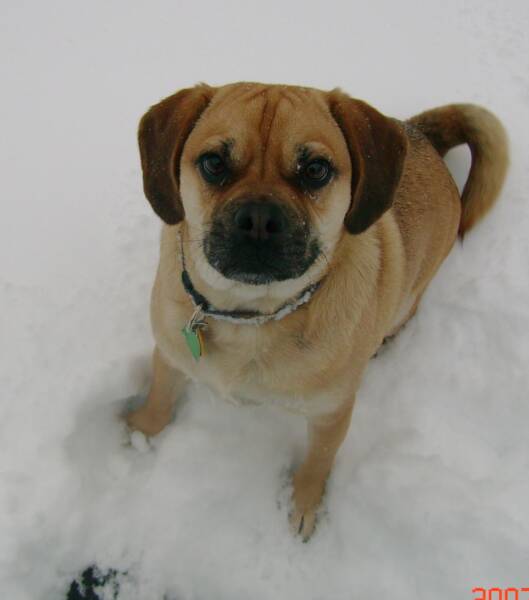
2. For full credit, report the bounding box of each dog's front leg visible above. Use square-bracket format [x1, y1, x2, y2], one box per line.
[290, 400, 354, 540]
[126, 347, 186, 436]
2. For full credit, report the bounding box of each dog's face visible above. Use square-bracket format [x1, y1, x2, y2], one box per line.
[180, 85, 353, 286]
[139, 83, 406, 289]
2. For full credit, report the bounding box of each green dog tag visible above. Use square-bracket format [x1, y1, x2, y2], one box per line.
[182, 325, 203, 361]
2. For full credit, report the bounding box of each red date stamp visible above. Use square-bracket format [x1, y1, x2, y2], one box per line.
[473, 589, 529, 600]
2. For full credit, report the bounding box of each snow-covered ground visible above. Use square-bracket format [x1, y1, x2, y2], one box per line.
[1, 1, 529, 598]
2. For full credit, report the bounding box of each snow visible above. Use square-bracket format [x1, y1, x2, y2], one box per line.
[1, 1, 529, 598]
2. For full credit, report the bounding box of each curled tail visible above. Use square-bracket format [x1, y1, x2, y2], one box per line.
[408, 104, 509, 236]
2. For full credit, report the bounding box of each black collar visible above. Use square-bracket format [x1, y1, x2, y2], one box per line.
[181, 268, 322, 325]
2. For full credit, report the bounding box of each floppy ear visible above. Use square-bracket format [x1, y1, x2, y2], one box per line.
[138, 84, 215, 224]
[328, 90, 407, 234]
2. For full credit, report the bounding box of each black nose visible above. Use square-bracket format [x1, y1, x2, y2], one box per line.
[233, 201, 287, 241]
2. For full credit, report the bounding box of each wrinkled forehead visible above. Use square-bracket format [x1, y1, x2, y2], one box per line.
[185, 84, 350, 169]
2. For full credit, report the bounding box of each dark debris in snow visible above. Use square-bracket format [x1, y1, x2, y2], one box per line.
[66, 566, 121, 600]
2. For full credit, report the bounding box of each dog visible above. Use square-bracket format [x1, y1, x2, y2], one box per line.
[126, 82, 508, 540]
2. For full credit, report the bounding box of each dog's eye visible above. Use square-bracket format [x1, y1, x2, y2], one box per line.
[198, 153, 228, 184]
[300, 159, 332, 188]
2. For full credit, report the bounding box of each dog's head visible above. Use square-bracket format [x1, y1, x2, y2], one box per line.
[138, 83, 406, 287]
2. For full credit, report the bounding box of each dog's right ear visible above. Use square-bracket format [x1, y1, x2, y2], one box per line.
[138, 84, 215, 224]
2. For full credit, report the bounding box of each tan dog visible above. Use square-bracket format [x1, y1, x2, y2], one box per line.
[127, 83, 508, 539]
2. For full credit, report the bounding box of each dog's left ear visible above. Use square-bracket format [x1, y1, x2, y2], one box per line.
[328, 90, 408, 234]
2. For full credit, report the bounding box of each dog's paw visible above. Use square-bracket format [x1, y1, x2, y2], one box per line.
[289, 504, 318, 541]
[125, 406, 171, 437]
[289, 471, 326, 541]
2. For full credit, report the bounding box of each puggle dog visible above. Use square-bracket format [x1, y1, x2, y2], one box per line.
[127, 82, 508, 539]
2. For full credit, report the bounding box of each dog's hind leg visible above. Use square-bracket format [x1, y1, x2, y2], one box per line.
[126, 347, 186, 436]
[386, 290, 425, 340]
[372, 292, 424, 358]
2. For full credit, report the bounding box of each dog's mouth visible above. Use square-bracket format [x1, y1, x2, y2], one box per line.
[202, 203, 321, 285]
[203, 234, 321, 285]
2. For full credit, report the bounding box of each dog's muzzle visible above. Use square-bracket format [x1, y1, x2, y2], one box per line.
[203, 198, 321, 285]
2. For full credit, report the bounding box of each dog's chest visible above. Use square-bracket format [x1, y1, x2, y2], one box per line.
[153, 288, 347, 416]
[181, 322, 338, 416]
[193, 325, 281, 398]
